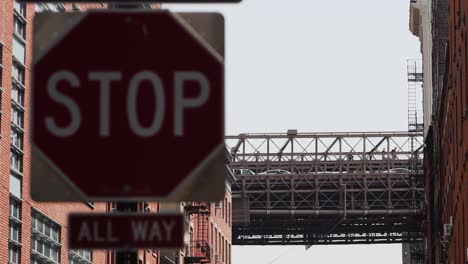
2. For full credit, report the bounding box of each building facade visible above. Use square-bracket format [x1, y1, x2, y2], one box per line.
[0, 2, 111, 264]
[159, 174, 234, 264]
[410, 0, 434, 138]
[0, 2, 169, 264]
[410, 0, 468, 264]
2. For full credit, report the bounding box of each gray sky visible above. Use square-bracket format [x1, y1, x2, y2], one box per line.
[168, 0, 421, 263]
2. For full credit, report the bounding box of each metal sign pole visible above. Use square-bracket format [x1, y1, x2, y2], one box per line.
[115, 202, 139, 264]
[108, 0, 148, 260]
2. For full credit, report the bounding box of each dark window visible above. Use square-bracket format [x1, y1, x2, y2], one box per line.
[69, 249, 92, 264]
[10, 198, 21, 220]
[465, 38, 468, 115]
[11, 128, 23, 150]
[9, 245, 20, 264]
[8, 197, 22, 264]
[12, 62, 25, 85]
[10, 222, 21, 242]
[72, 3, 81, 11]
[13, 17, 25, 40]
[14, 1, 26, 18]
[11, 105, 23, 129]
[10, 150, 22, 173]
[12, 82, 24, 106]
[54, 3, 66, 11]
[0, 43, 3, 68]
[31, 211, 61, 263]
[460, 66, 464, 144]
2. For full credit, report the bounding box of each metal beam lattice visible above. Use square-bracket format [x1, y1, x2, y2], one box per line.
[226, 131, 425, 245]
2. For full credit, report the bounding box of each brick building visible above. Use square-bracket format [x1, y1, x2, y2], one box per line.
[158, 172, 234, 264]
[0, 2, 111, 264]
[410, 0, 468, 263]
[0, 2, 189, 264]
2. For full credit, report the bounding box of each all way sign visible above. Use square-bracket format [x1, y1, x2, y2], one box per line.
[69, 213, 184, 249]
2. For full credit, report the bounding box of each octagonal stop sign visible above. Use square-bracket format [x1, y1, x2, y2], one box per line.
[31, 11, 225, 201]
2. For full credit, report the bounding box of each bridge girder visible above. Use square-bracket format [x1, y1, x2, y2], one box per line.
[226, 131, 425, 245]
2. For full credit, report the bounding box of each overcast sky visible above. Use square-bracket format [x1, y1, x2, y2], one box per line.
[168, 0, 421, 263]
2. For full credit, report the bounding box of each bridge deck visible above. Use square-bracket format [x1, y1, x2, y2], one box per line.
[226, 131, 424, 245]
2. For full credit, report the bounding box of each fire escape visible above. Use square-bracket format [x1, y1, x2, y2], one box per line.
[406, 60, 425, 264]
[407, 59, 424, 132]
[184, 203, 211, 264]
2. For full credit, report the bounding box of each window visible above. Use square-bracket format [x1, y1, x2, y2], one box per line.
[14, 1, 26, 17]
[10, 222, 21, 243]
[9, 245, 20, 264]
[11, 105, 23, 128]
[214, 227, 217, 258]
[460, 66, 464, 144]
[0, 44, 3, 86]
[215, 200, 222, 217]
[0, 43, 3, 66]
[218, 232, 221, 256]
[211, 223, 214, 259]
[228, 244, 231, 264]
[32, 214, 60, 243]
[12, 83, 24, 106]
[39, 3, 60, 12]
[223, 198, 226, 220]
[0, 43, 3, 67]
[31, 211, 61, 263]
[13, 17, 25, 40]
[69, 249, 92, 264]
[12, 37, 25, 64]
[9, 173, 21, 198]
[228, 202, 231, 226]
[9, 197, 22, 264]
[12, 62, 24, 84]
[55, 3, 66, 11]
[10, 150, 22, 173]
[10, 198, 21, 220]
[188, 226, 194, 255]
[71, 3, 81, 11]
[35, 3, 48, 12]
[465, 38, 468, 113]
[11, 128, 23, 150]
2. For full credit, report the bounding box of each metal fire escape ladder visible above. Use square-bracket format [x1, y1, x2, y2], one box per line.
[407, 59, 424, 132]
[184, 203, 211, 264]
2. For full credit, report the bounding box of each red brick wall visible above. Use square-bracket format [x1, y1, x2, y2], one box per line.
[0, 0, 15, 263]
[207, 187, 232, 264]
[428, 0, 468, 263]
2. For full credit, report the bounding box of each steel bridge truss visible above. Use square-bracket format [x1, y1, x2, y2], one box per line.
[226, 131, 425, 245]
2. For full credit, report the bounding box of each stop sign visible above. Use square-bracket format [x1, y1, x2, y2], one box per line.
[31, 11, 224, 201]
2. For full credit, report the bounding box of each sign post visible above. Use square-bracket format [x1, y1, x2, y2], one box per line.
[115, 202, 139, 264]
[108, 4, 149, 263]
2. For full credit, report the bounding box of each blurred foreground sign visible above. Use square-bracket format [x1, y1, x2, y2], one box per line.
[23, 0, 240, 3]
[31, 10, 225, 202]
[69, 213, 184, 249]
